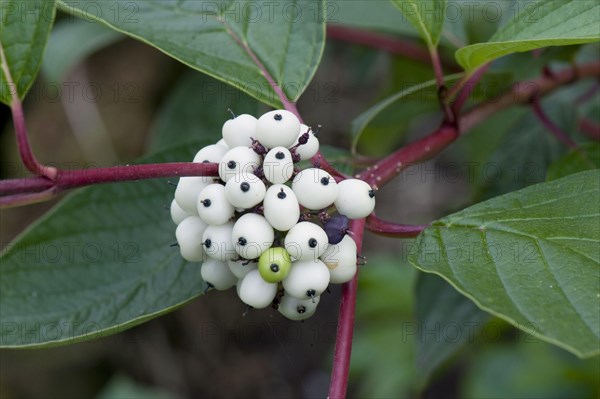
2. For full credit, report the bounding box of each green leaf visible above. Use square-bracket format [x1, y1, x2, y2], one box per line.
[474, 102, 568, 200]
[455, 1, 600, 71]
[547, 143, 600, 181]
[390, 0, 447, 48]
[414, 273, 489, 381]
[56, 0, 326, 107]
[351, 73, 461, 153]
[150, 71, 261, 151]
[461, 339, 600, 398]
[331, 0, 418, 37]
[42, 18, 123, 83]
[409, 170, 600, 358]
[0, 0, 57, 105]
[0, 141, 212, 348]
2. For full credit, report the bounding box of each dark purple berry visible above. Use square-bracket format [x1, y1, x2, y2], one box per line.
[324, 215, 349, 244]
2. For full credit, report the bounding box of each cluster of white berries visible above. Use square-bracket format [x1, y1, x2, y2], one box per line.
[169, 110, 375, 320]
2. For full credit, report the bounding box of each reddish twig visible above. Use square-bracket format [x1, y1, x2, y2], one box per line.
[0, 163, 218, 208]
[451, 63, 491, 115]
[0, 43, 57, 180]
[531, 97, 578, 149]
[359, 123, 459, 188]
[328, 217, 365, 399]
[578, 117, 600, 141]
[327, 25, 430, 65]
[461, 61, 600, 133]
[365, 215, 427, 238]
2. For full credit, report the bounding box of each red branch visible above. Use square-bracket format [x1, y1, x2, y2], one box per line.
[359, 123, 459, 188]
[451, 63, 490, 114]
[359, 61, 600, 189]
[0, 42, 57, 180]
[328, 217, 365, 399]
[531, 97, 577, 149]
[365, 215, 427, 238]
[0, 163, 218, 208]
[461, 61, 600, 133]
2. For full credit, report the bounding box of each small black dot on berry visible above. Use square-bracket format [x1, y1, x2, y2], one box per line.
[277, 188, 287, 199]
[201, 199, 211, 207]
[227, 160, 236, 169]
[270, 263, 279, 272]
[274, 113, 283, 121]
[368, 189, 375, 198]
[240, 182, 250, 192]
[275, 151, 285, 160]
[204, 239, 212, 248]
[308, 238, 318, 248]
[238, 237, 247, 246]
[320, 177, 330, 186]
[297, 306, 306, 314]
[306, 289, 316, 298]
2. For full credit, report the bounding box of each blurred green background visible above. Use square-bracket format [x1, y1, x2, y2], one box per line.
[1, 4, 599, 398]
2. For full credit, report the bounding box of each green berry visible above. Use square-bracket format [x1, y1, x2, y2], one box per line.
[258, 247, 292, 283]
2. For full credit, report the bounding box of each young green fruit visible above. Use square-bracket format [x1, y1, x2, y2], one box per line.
[258, 247, 292, 283]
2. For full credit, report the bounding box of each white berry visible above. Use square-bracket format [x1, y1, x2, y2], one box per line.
[202, 222, 236, 261]
[228, 259, 258, 279]
[292, 168, 338, 210]
[175, 216, 208, 262]
[197, 184, 234, 225]
[232, 213, 274, 259]
[263, 146, 294, 184]
[320, 235, 358, 284]
[216, 138, 229, 149]
[225, 174, 266, 209]
[334, 179, 375, 219]
[263, 184, 300, 231]
[278, 294, 320, 321]
[219, 146, 261, 182]
[256, 110, 300, 149]
[193, 144, 228, 164]
[201, 259, 237, 290]
[170, 199, 190, 225]
[284, 221, 329, 261]
[293, 124, 320, 160]
[222, 114, 257, 148]
[238, 269, 278, 309]
[175, 177, 209, 215]
[282, 260, 330, 299]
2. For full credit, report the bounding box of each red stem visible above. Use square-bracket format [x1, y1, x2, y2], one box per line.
[578, 117, 600, 141]
[0, 43, 57, 180]
[531, 97, 578, 149]
[328, 217, 365, 399]
[365, 215, 427, 238]
[0, 163, 218, 208]
[451, 63, 490, 115]
[327, 25, 431, 65]
[359, 123, 459, 188]
[461, 61, 600, 133]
